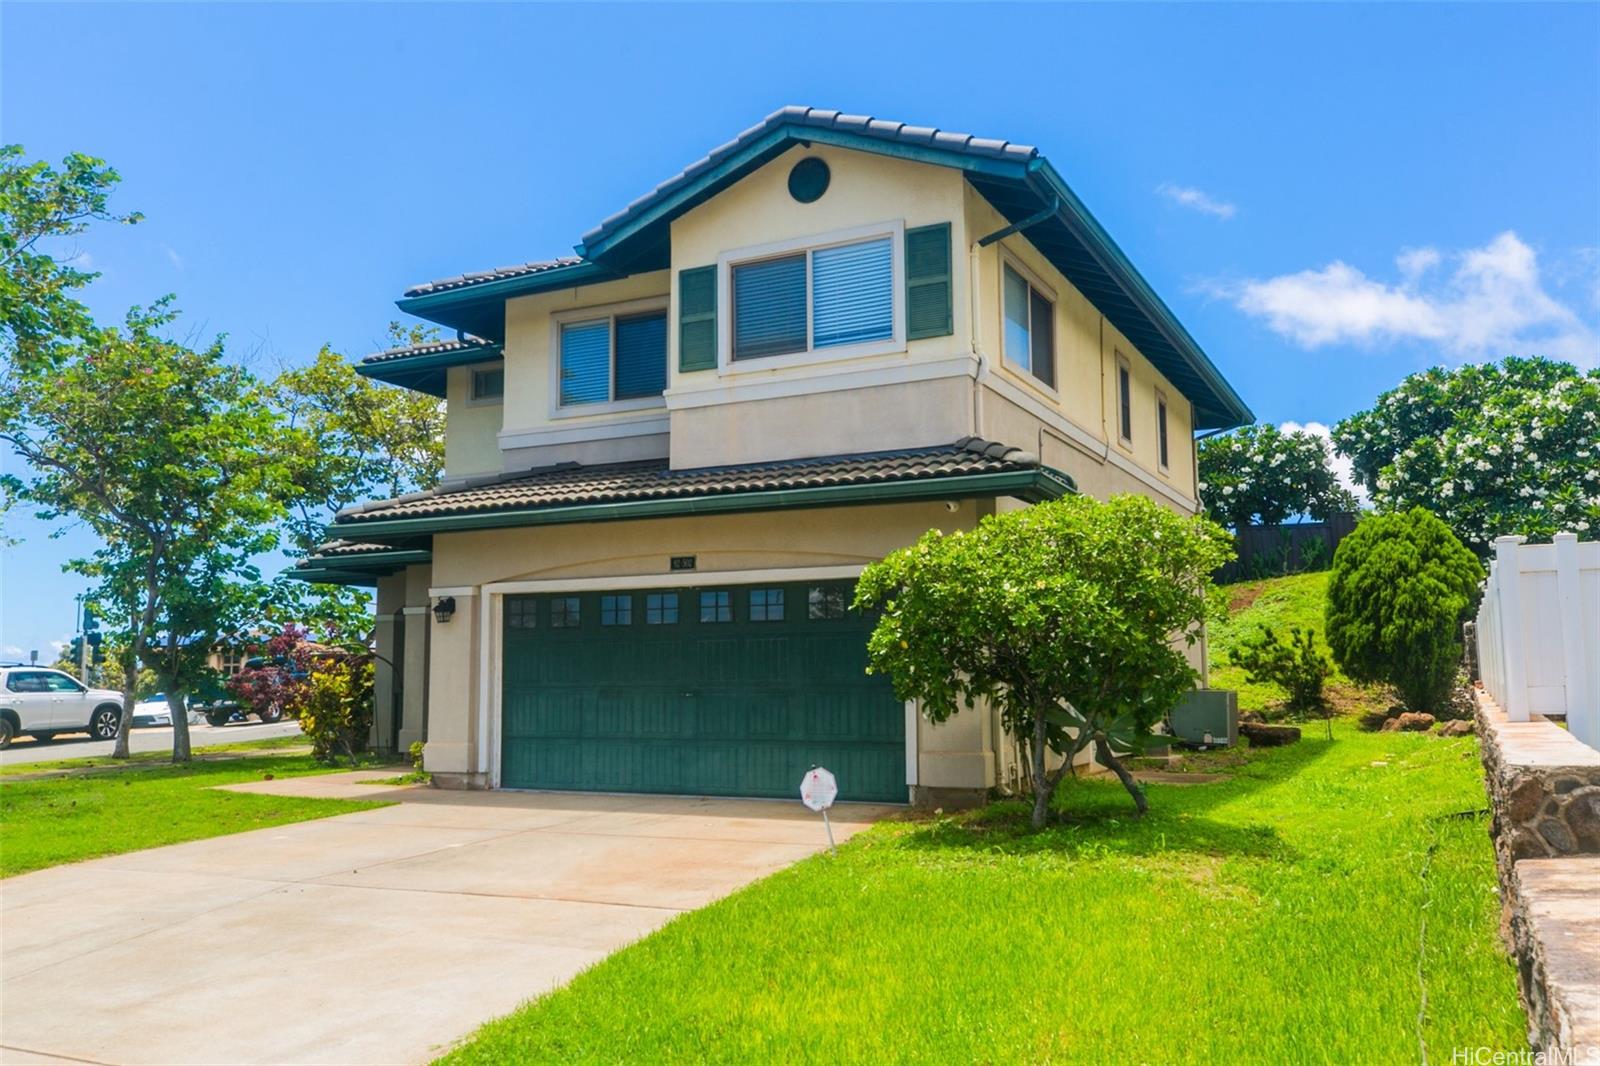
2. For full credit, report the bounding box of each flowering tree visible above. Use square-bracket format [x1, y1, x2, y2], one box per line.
[1332, 358, 1600, 555]
[1197, 423, 1358, 529]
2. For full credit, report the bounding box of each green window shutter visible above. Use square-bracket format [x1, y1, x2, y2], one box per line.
[905, 222, 953, 340]
[678, 265, 718, 372]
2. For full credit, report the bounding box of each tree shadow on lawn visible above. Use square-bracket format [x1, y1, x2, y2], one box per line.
[896, 735, 1337, 864]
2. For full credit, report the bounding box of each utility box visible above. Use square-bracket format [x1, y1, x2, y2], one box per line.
[1168, 689, 1239, 747]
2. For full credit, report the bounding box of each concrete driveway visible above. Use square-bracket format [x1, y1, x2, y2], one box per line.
[0, 780, 893, 1065]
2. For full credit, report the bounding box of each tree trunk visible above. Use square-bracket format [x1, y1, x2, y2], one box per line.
[1095, 738, 1148, 816]
[1029, 712, 1052, 830]
[169, 690, 191, 764]
[112, 639, 136, 760]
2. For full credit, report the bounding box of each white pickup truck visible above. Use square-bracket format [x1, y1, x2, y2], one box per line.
[0, 665, 125, 749]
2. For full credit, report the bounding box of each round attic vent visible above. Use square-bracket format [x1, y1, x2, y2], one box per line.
[787, 157, 830, 204]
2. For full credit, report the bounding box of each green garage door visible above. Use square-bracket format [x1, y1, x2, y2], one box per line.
[500, 581, 906, 802]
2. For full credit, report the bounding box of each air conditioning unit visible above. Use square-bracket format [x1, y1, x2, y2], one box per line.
[1167, 689, 1239, 747]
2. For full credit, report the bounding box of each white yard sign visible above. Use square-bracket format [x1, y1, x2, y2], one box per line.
[800, 766, 839, 854]
[800, 766, 838, 811]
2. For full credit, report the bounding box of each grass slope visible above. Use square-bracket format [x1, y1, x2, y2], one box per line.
[1208, 571, 1390, 718]
[440, 723, 1523, 1064]
[0, 752, 390, 876]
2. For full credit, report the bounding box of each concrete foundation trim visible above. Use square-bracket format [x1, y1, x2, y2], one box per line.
[910, 785, 988, 811]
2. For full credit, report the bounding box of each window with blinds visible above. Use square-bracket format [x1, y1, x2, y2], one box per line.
[731, 235, 894, 361]
[558, 309, 668, 407]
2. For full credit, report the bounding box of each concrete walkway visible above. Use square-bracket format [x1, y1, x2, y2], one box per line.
[0, 779, 894, 1065]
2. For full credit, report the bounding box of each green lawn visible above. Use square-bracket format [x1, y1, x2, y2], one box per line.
[0, 749, 392, 876]
[439, 722, 1523, 1064]
[0, 732, 310, 776]
[1208, 571, 1391, 718]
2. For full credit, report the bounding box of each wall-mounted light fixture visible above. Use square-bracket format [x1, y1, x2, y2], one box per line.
[433, 596, 456, 624]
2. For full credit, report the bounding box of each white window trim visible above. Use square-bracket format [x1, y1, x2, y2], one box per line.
[717, 219, 906, 375]
[997, 252, 1060, 402]
[1115, 352, 1135, 449]
[464, 362, 506, 407]
[1155, 388, 1172, 474]
[548, 295, 670, 419]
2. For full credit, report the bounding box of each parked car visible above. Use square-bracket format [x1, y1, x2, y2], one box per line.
[0, 665, 125, 749]
[130, 693, 173, 727]
[128, 693, 205, 728]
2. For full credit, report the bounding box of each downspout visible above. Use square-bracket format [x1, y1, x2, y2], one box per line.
[1097, 318, 1111, 463]
[969, 238, 986, 439]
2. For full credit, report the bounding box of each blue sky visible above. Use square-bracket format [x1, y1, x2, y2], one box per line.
[3, 2, 1597, 660]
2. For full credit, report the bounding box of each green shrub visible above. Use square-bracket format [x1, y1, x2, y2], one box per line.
[409, 740, 425, 771]
[1325, 507, 1482, 713]
[295, 657, 375, 763]
[1231, 624, 1330, 715]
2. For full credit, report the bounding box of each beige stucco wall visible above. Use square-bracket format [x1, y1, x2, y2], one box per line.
[665, 145, 976, 468]
[493, 271, 673, 473]
[443, 365, 503, 479]
[965, 185, 1197, 506]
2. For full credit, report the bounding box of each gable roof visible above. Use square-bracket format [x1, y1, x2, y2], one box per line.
[394, 106, 1252, 429]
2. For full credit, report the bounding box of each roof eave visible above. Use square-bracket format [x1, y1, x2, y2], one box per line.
[329, 467, 1076, 543]
[285, 547, 434, 587]
[395, 261, 624, 339]
[357, 344, 503, 397]
[1024, 160, 1253, 430]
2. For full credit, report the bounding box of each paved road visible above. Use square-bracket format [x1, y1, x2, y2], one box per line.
[0, 782, 892, 1065]
[0, 720, 305, 767]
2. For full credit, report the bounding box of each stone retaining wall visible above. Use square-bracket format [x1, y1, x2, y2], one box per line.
[1476, 690, 1600, 865]
[1474, 687, 1600, 1058]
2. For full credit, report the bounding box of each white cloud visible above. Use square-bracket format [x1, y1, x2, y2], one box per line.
[1, 645, 23, 659]
[161, 244, 184, 270]
[1157, 182, 1237, 220]
[1220, 232, 1598, 366]
[63, 250, 95, 269]
[1279, 420, 1368, 508]
[48, 638, 68, 655]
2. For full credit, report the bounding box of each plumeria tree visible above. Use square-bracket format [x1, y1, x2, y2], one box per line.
[855, 494, 1232, 826]
[1332, 358, 1600, 555]
[1198, 423, 1357, 529]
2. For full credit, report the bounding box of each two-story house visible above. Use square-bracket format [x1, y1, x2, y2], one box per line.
[295, 107, 1252, 805]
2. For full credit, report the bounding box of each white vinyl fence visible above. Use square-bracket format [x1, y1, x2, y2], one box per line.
[1475, 532, 1600, 748]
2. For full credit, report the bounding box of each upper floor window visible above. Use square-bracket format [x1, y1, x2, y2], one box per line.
[471, 366, 504, 403]
[1002, 263, 1055, 389]
[1116, 356, 1133, 444]
[1157, 393, 1170, 470]
[558, 308, 668, 408]
[726, 226, 900, 365]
